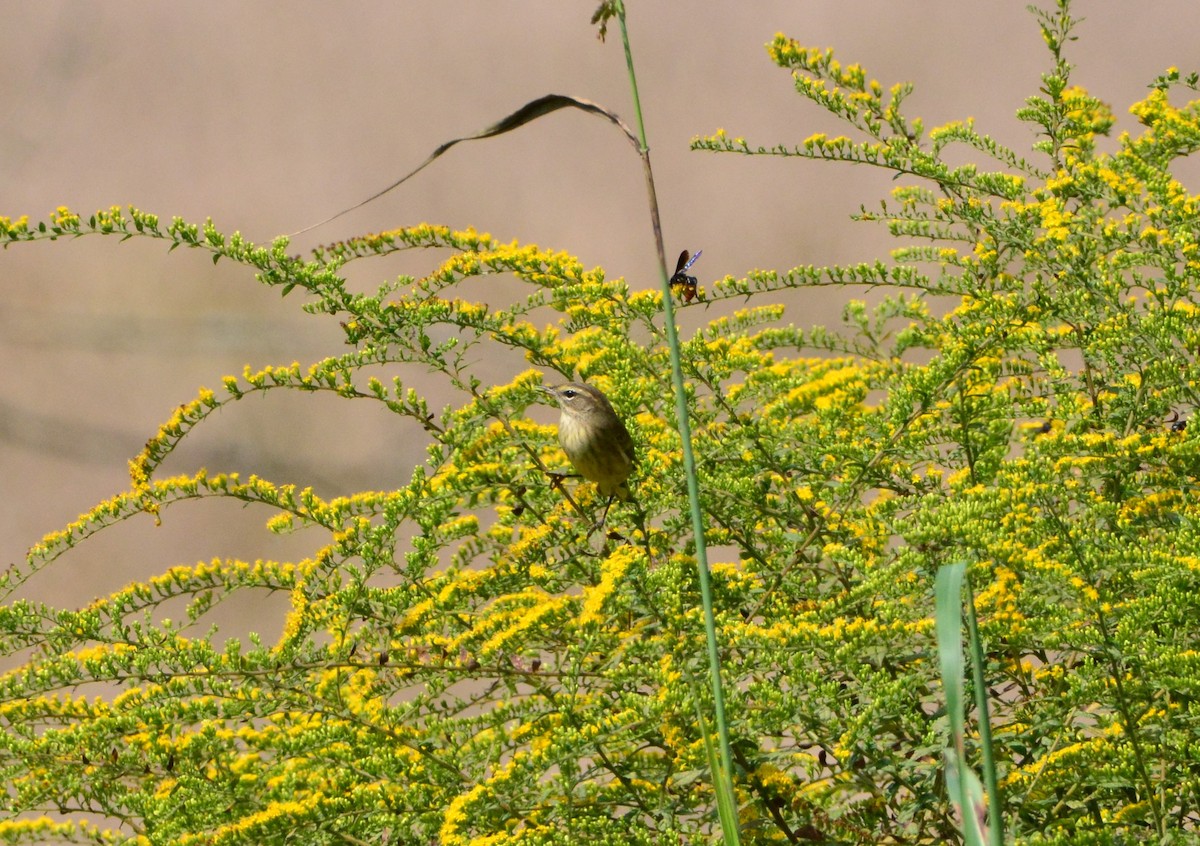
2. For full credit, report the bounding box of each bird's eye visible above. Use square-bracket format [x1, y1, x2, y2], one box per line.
[562, 389, 577, 398]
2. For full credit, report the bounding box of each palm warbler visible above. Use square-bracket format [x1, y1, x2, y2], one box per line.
[539, 382, 635, 502]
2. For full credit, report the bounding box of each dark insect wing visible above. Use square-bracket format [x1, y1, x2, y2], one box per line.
[669, 249, 702, 285]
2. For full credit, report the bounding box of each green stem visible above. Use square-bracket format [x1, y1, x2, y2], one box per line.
[963, 578, 1004, 846]
[616, 4, 739, 843]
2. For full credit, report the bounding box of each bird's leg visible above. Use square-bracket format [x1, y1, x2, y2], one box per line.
[545, 469, 581, 492]
[590, 494, 617, 536]
[543, 469, 592, 522]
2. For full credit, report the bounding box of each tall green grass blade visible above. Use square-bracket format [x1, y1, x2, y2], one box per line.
[935, 562, 988, 846]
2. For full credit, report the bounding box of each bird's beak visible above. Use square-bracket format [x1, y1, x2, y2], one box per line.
[537, 385, 553, 396]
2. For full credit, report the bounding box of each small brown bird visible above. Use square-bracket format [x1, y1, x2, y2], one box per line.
[539, 382, 635, 505]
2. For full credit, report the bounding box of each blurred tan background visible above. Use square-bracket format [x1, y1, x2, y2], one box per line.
[2, 3, 1194, 619]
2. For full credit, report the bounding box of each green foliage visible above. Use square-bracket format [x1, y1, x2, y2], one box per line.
[5, 1, 1200, 842]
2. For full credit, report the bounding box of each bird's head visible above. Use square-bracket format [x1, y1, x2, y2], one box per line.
[538, 382, 616, 421]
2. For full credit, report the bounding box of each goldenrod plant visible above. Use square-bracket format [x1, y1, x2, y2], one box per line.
[3, 1, 1200, 842]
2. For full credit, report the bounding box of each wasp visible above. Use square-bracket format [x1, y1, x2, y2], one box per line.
[669, 248, 702, 303]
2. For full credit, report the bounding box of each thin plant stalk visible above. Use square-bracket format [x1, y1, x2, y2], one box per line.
[962, 579, 1003, 846]
[615, 4, 740, 843]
